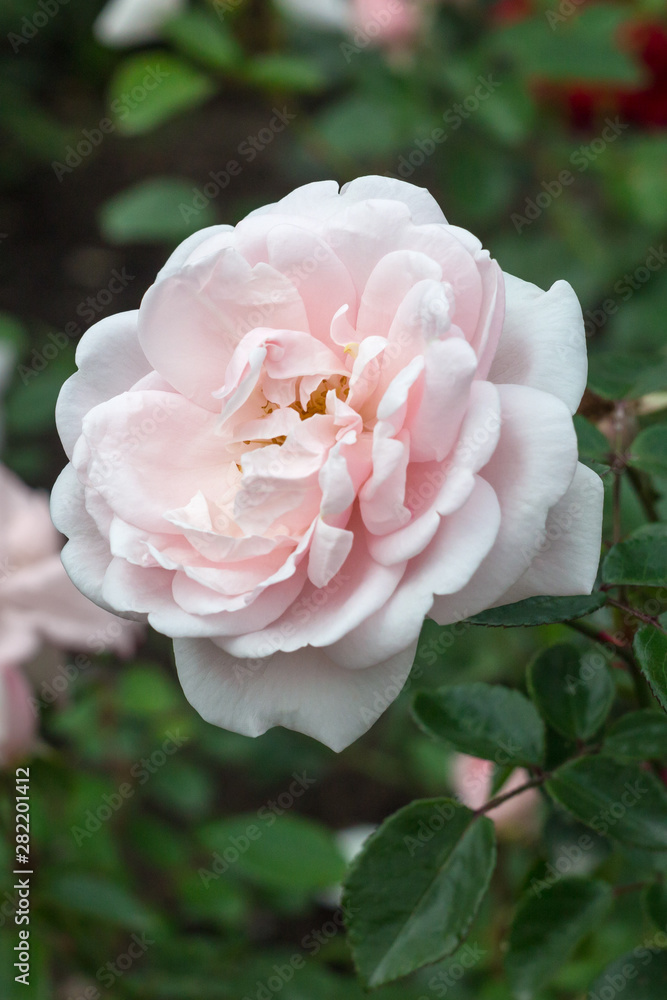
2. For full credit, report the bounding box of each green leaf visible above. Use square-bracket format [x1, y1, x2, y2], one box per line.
[604, 710, 667, 760]
[628, 425, 667, 478]
[644, 880, 667, 931]
[588, 353, 667, 400]
[506, 878, 612, 998]
[343, 800, 496, 987]
[246, 54, 326, 92]
[162, 10, 242, 71]
[43, 873, 160, 931]
[468, 592, 607, 627]
[546, 757, 667, 850]
[634, 626, 667, 712]
[602, 525, 667, 587]
[597, 136, 667, 229]
[0, 312, 27, 355]
[588, 950, 667, 999]
[99, 177, 217, 244]
[491, 6, 643, 84]
[412, 683, 545, 767]
[200, 814, 345, 892]
[574, 415, 611, 464]
[528, 645, 615, 741]
[108, 53, 215, 136]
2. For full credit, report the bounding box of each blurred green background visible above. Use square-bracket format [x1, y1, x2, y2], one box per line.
[1, 0, 667, 997]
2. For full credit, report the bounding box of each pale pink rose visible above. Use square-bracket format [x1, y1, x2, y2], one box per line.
[52, 176, 602, 751]
[0, 664, 37, 767]
[94, 0, 186, 47]
[0, 464, 139, 666]
[351, 0, 420, 45]
[452, 754, 541, 838]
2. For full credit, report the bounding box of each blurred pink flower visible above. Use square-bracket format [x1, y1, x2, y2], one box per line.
[0, 664, 36, 767]
[452, 754, 541, 839]
[0, 463, 140, 766]
[351, 0, 420, 45]
[276, 0, 425, 46]
[94, 0, 186, 48]
[0, 465, 138, 665]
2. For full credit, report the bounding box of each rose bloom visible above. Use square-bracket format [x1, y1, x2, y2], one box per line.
[52, 176, 602, 751]
[452, 754, 541, 839]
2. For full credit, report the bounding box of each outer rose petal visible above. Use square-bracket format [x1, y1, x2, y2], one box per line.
[51, 465, 125, 616]
[250, 175, 447, 226]
[431, 383, 579, 626]
[174, 636, 417, 752]
[491, 463, 603, 606]
[56, 311, 150, 459]
[489, 275, 587, 414]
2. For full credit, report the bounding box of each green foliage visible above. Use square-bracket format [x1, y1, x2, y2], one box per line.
[200, 813, 346, 891]
[588, 950, 667, 999]
[412, 683, 545, 766]
[528, 644, 615, 742]
[587, 354, 667, 400]
[108, 53, 216, 135]
[343, 801, 496, 986]
[633, 626, 667, 712]
[602, 525, 667, 587]
[643, 880, 667, 931]
[468, 592, 608, 627]
[604, 711, 667, 760]
[506, 879, 612, 998]
[162, 10, 242, 72]
[490, 6, 643, 84]
[628, 425, 667, 479]
[546, 757, 667, 850]
[99, 177, 218, 243]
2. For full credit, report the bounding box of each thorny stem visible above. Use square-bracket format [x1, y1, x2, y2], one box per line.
[613, 881, 649, 899]
[565, 619, 636, 671]
[607, 597, 667, 633]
